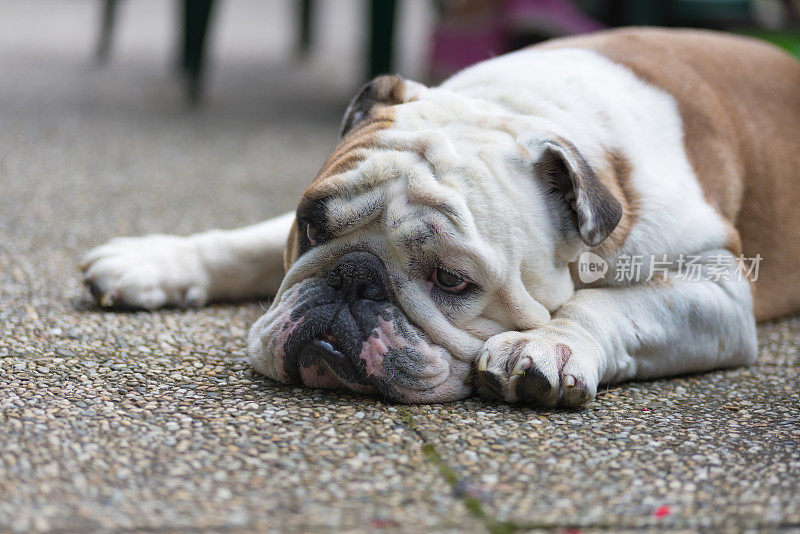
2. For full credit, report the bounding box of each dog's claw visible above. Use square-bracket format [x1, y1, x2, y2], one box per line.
[477, 351, 489, 372]
[100, 292, 116, 308]
[506, 373, 521, 401]
[561, 374, 591, 407]
[512, 356, 532, 377]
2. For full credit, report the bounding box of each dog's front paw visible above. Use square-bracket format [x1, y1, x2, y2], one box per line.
[475, 331, 599, 407]
[79, 235, 209, 309]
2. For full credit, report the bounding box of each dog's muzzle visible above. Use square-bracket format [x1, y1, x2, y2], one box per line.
[302, 251, 391, 384]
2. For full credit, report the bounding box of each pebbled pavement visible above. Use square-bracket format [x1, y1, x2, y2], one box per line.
[1, 1, 798, 532]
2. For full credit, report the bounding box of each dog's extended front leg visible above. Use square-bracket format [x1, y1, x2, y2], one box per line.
[80, 213, 294, 309]
[475, 250, 758, 407]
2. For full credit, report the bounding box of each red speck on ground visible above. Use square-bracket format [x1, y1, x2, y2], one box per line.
[654, 505, 672, 518]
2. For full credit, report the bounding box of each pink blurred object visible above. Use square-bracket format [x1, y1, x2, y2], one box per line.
[430, 17, 508, 81]
[430, 0, 604, 81]
[504, 0, 605, 36]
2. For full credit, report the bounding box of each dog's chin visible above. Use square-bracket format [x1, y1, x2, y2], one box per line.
[247, 279, 474, 403]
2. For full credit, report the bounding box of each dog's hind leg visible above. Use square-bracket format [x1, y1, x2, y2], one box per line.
[80, 212, 294, 309]
[475, 249, 758, 407]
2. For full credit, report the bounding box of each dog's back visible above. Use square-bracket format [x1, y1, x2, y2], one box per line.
[539, 28, 800, 320]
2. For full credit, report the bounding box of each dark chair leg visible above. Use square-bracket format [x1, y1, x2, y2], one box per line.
[298, 0, 314, 56]
[368, 0, 397, 79]
[96, 0, 119, 63]
[180, 0, 216, 104]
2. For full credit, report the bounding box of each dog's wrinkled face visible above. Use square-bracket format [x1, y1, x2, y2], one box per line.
[248, 75, 621, 402]
[248, 252, 473, 402]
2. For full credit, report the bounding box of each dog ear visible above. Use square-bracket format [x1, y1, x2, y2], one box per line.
[340, 75, 413, 138]
[531, 138, 623, 247]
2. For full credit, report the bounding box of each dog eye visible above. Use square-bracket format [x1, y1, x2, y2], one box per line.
[306, 223, 318, 246]
[432, 267, 469, 292]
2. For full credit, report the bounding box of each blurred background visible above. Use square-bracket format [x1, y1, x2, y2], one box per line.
[38, 0, 800, 100]
[1, 0, 799, 243]
[5, 0, 800, 115]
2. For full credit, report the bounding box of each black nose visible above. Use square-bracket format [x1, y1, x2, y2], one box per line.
[327, 251, 389, 302]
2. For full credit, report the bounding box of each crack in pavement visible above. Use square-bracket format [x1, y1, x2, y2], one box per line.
[397, 407, 520, 534]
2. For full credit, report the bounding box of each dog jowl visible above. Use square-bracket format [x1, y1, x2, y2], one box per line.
[248, 250, 470, 403]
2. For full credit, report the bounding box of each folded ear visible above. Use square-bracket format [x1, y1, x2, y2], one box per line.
[529, 138, 623, 247]
[339, 75, 423, 138]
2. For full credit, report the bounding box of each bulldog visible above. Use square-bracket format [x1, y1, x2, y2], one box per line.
[80, 28, 800, 407]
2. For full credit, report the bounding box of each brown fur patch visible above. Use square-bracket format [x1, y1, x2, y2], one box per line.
[308, 75, 408, 199]
[286, 78, 406, 268]
[539, 28, 800, 320]
[307, 111, 395, 197]
[305, 109, 397, 200]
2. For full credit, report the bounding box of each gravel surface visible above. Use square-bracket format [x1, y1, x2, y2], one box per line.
[1, 2, 799, 532]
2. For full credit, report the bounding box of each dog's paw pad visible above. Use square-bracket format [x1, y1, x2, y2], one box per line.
[513, 367, 559, 406]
